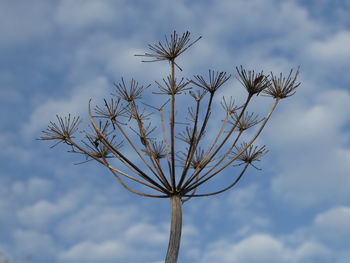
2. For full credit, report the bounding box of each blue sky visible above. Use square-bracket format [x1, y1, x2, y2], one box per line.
[1, 0, 350, 262]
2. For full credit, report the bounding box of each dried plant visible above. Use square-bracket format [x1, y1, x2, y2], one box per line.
[229, 111, 264, 131]
[191, 70, 231, 94]
[154, 75, 190, 95]
[39, 31, 300, 263]
[236, 66, 270, 95]
[263, 67, 301, 98]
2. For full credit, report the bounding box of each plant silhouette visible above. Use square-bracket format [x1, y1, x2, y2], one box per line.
[39, 31, 300, 263]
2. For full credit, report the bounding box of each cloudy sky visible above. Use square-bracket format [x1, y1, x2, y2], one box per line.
[1, 0, 350, 262]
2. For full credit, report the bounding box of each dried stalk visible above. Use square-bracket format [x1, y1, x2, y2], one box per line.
[165, 195, 182, 263]
[39, 31, 299, 263]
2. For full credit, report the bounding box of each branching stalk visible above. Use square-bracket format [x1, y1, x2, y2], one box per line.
[39, 31, 299, 263]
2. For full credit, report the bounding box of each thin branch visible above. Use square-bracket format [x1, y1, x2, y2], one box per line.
[181, 94, 252, 190]
[177, 93, 214, 189]
[183, 163, 249, 197]
[160, 108, 172, 179]
[111, 118, 166, 183]
[177, 100, 200, 189]
[66, 137, 164, 193]
[128, 100, 171, 190]
[184, 98, 280, 193]
[88, 100, 170, 193]
[104, 157, 169, 198]
[184, 129, 243, 192]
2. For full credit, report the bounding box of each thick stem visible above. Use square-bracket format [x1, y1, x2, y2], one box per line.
[165, 195, 182, 263]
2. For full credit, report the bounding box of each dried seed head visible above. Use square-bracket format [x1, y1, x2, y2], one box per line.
[190, 147, 212, 170]
[74, 121, 122, 164]
[135, 31, 201, 70]
[178, 147, 212, 170]
[176, 127, 204, 145]
[38, 114, 81, 148]
[189, 89, 207, 101]
[221, 96, 240, 115]
[142, 141, 167, 160]
[130, 122, 156, 146]
[94, 98, 127, 121]
[192, 70, 231, 94]
[263, 67, 300, 99]
[114, 78, 150, 102]
[236, 66, 270, 96]
[232, 143, 268, 170]
[186, 107, 197, 122]
[154, 75, 191, 95]
[125, 105, 152, 122]
[230, 112, 264, 131]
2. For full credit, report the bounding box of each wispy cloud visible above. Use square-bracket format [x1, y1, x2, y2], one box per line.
[1, 0, 350, 262]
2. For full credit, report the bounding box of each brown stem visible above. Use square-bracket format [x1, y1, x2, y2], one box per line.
[170, 59, 176, 191]
[165, 195, 182, 263]
[160, 108, 172, 177]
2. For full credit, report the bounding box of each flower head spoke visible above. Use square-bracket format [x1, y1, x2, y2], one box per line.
[191, 70, 231, 94]
[38, 114, 81, 148]
[263, 67, 300, 99]
[232, 142, 268, 170]
[114, 78, 150, 102]
[135, 31, 201, 70]
[236, 66, 270, 96]
[154, 75, 191, 95]
[229, 112, 264, 131]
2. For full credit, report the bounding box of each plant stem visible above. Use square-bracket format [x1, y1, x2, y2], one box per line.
[170, 59, 176, 191]
[165, 195, 182, 263]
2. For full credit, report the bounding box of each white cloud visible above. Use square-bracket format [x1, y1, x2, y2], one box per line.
[293, 241, 331, 262]
[12, 177, 53, 199]
[313, 206, 350, 246]
[0, 132, 34, 163]
[201, 233, 330, 263]
[13, 229, 56, 257]
[3, 1, 350, 263]
[124, 222, 168, 245]
[308, 30, 350, 62]
[56, 202, 172, 262]
[18, 199, 68, 227]
[56, 202, 138, 241]
[198, 205, 350, 263]
[16, 186, 86, 228]
[59, 239, 130, 262]
[228, 234, 285, 262]
[0, 1, 53, 47]
[286, 206, 350, 261]
[54, 0, 117, 31]
[267, 89, 350, 206]
[23, 76, 110, 139]
[227, 184, 260, 208]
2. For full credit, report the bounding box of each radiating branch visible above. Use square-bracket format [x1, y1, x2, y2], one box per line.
[128, 100, 171, 190]
[88, 100, 170, 193]
[183, 163, 249, 197]
[184, 98, 279, 192]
